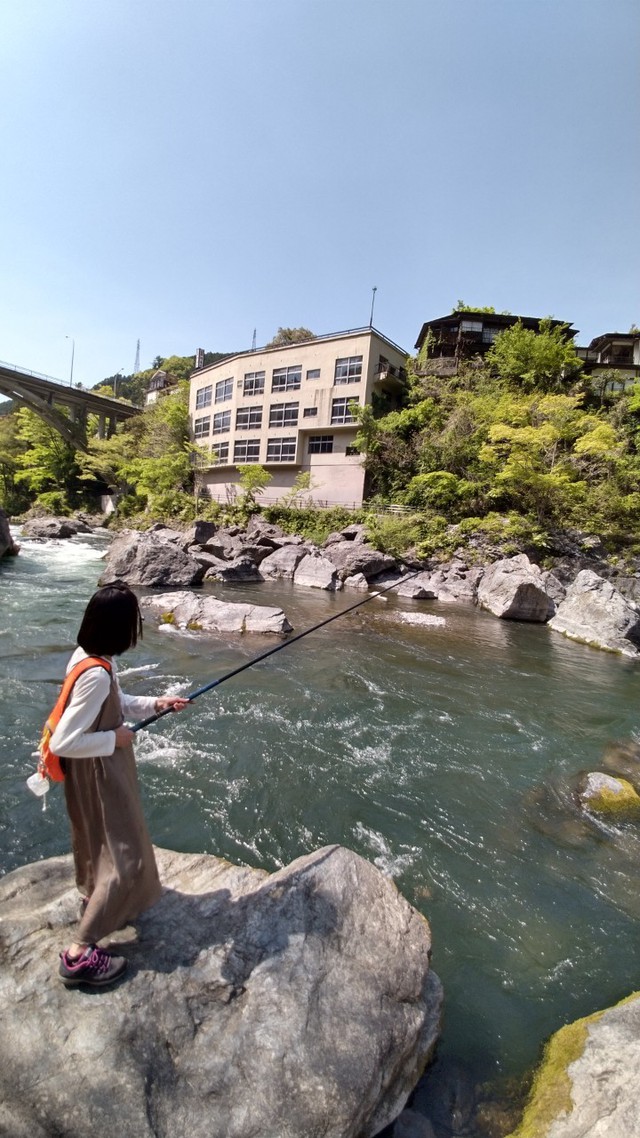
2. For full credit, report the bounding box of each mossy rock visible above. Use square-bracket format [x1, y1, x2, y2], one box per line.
[186, 620, 202, 631]
[579, 772, 640, 817]
[507, 992, 640, 1138]
[160, 611, 175, 625]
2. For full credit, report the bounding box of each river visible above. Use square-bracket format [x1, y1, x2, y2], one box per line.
[1, 530, 639, 1113]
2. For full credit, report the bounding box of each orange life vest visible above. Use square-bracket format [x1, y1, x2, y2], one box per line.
[38, 656, 113, 782]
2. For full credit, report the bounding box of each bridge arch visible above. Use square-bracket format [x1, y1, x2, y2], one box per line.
[0, 361, 140, 451]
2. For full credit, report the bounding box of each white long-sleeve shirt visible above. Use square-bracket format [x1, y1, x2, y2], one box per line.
[49, 646, 158, 759]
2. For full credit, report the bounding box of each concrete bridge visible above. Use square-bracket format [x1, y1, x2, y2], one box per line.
[0, 360, 141, 450]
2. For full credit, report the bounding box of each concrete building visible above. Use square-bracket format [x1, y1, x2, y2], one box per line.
[189, 328, 408, 508]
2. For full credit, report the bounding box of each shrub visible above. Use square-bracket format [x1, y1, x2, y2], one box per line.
[33, 490, 71, 515]
[364, 512, 426, 558]
[262, 505, 367, 546]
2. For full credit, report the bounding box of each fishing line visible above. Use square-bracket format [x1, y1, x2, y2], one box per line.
[131, 570, 423, 733]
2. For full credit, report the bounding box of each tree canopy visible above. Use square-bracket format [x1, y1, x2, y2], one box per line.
[265, 327, 316, 348]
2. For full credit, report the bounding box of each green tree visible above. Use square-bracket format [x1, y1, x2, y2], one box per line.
[80, 381, 200, 517]
[237, 465, 272, 514]
[0, 412, 29, 510]
[453, 302, 497, 314]
[265, 327, 316, 348]
[13, 407, 82, 511]
[486, 318, 582, 391]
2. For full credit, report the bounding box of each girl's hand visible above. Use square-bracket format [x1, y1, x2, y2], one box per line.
[155, 697, 191, 713]
[115, 725, 135, 747]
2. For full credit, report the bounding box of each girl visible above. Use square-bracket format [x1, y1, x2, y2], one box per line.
[52, 582, 189, 988]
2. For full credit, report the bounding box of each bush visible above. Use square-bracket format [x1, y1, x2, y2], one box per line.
[33, 490, 71, 515]
[262, 505, 367, 546]
[364, 512, 426, 558]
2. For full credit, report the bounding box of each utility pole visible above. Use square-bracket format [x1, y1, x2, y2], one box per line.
[369, 287, 377, 328]
[66, 336, 75, 386]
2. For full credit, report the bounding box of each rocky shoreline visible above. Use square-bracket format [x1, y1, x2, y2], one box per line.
[60, 512, 640, 658]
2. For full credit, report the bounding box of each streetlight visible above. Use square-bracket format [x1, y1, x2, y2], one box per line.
[65, 336, 75, 386]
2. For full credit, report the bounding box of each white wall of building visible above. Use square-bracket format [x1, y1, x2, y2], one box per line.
[189, 329, 407, 508]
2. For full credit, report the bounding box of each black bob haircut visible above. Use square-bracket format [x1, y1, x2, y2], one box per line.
[77, 582, 144, 657]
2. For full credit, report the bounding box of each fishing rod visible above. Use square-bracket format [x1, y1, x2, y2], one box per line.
[131, 569, 423, 733]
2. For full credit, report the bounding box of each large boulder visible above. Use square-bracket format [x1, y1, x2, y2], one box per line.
[245, 516, 286, 542]
[259, 544, 308, 580]
[99, 530, 205, 588]
[506, 992, 640, 1138]
[0, 845, 442, 1138]
[323, 541, 397, 582]
[294, 552, 342, 590]
[374, 571, 438, 600]
[0, 507, 19, 558]
[477, 554, 553, 621]
[423, 560, 483, 604]
[180, 519, 220, 549]
[142, 591, 292, 633]
[20, 516, 79, 540]
[204, 556, 264, 583]
[548, 570, 640, 656]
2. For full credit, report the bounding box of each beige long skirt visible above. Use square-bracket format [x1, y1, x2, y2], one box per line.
[63, 677, 161, 944]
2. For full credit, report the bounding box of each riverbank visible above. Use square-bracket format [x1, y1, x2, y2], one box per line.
[2, 525, 640, 1136]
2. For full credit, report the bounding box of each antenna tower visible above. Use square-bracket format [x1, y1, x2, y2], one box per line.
[133, 339, 141, 374]
[251, 328, 257, 351]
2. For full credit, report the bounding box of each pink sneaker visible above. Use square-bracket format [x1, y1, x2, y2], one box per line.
[59, 944, 127, 988]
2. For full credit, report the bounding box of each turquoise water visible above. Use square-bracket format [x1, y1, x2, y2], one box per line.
[1, 531, 639, 1098]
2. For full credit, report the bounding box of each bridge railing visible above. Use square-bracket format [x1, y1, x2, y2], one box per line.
[0, 359, 74, 387]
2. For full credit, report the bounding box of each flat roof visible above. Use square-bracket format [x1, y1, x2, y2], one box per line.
[191, 326, 408, 378]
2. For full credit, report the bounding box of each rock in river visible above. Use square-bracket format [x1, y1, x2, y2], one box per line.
[0, 845, 442, 1138]
[477, 554, 553, 621]
[99, 530, 205, 588]
[142, 590, 292, 634]
[0, 507, 19, 558]
[548, 569, 640, 656]
[507, 991, 640, 1138]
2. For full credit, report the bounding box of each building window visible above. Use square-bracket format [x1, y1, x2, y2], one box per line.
[303, 406, 318, 418]
[269, 401, 299, 427]
[482, 328, 499, 344]
[195, 385, 212, 409]
[233, 439, 260, 463]
[345, 445, 359, 456]
[334, 355, 363, 384]
[193, 416, 211, 438]
[266, 437, 297, 462]
[212, 410, 231, 434]
[460, 320, 483, 333]
[215, 377, 234, 403]
[306, 368, 321, 380]
[308, 435, 334, 454]
[331, 397, 358, 424]
[236, 406, 263, 430]
[243, 371, 265, 396]
[272, 365, 302, 392]
[211, 441, 229, 464]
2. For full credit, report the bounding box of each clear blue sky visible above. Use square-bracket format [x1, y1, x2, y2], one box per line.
[0, 0, 638, 388]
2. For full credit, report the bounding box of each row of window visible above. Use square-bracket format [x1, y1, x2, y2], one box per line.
[207, 434, 359, 465]
[193, 397, 358, 438]
[194, 356, 363, 410]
